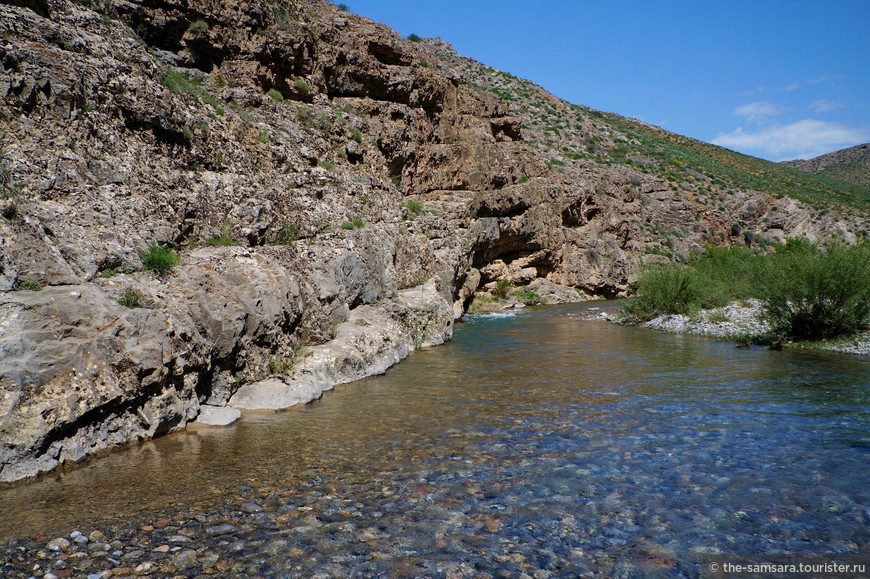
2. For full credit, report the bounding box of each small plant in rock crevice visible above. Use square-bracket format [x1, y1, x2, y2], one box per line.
[205, 234, 235, 246]
[512, 289, 540, 306]
[139, 244, 179, 276]
[16, 279, 43, 291]
[492, 278, 513, 299]
[272, 221, 300, 244]
[118, 288, 142, 308]
[293, 78, 310, 97]
[341, 217, 365, 230]
[187, 19, 209, 34]
[404, 199, 424, 216]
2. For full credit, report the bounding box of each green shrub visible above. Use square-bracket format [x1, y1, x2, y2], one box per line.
[205, 235, 234, 246]
[512, 289, 540, 305]
[759, 240, 870, 340]
[336, 3, 350, 12]
[118, 288, 142, 308]
[266, 88, 284, 103]
[273, 222, 300, 244]
[341, 218, 364, 230]
[195, 119, 209, 137]
[688, 244, 766, 303]
[258, 131, 271, 143]
[319, 159, 335, 170]
[161, 69, 223, 113]
[187, 19, 209, 34]
[16, 279, 42, 291]
[492, 278, 513, 299]
[404, 199, 424, 216]
[161, 69, 198, 94]
[139, 244, 179, 276]
[293, 78, 309, 96]
[350, 126, 363, 143]
[621, 265, 711, 322]
[407, 33, 422, 42]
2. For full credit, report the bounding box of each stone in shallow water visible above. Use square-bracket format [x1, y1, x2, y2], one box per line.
[193, 405, 241, 427]
[47, 537, 70, 551]
[229, 378, 325, 410]
[206, 523, 237, 536]
[241, 501, 265, 513]
[173, 549, 199, 569]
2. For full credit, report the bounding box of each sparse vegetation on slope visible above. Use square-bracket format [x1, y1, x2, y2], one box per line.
[582, 110, 870, 213]
[782, 143, 870, 190]
[442, 48, 869, 218]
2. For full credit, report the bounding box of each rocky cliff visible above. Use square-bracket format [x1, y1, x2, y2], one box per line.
[1, 0, 866, 483]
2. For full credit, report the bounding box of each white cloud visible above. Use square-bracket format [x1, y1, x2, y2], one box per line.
[809, 99, 841, 113]
[711, 119, 870, 161]
[733, 102, 784, 122]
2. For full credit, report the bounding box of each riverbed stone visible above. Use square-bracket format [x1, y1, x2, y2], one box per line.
[173, 549, 198, 569]
[46, 538, 70, 552]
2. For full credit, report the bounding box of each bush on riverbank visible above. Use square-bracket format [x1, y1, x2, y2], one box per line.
[760, 238, 870, 340]
[621, 239, 870, 342]
[620, 265, 714, 320]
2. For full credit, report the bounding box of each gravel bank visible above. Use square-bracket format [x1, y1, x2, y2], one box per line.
[638, 300, 870, 356]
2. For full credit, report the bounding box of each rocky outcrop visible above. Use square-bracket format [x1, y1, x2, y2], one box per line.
[0, 0, 865, 482]
[229, 279, 452, 411]
[782, 143, 870, 189]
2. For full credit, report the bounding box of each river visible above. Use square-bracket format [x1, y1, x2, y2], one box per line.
[2, 303, 868, 576]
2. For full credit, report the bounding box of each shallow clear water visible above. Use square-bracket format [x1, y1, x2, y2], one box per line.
[1, 303, 868, 575]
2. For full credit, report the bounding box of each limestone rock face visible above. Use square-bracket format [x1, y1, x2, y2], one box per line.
[0, 0, 864, 482]
[230, 279, 452, 411]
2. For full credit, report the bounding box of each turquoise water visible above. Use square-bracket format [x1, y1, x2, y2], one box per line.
[1, 304, 868, 575]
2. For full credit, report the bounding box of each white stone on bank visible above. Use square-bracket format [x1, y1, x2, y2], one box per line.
[192, 405, 241, 427]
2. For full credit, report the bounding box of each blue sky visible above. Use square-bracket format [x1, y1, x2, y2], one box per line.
[346, 1, 870, 161]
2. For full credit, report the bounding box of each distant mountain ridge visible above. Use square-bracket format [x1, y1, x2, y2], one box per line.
[781, 144, 870, 189]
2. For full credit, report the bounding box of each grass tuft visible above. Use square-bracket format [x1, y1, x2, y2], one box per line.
[139, 244, 179, 276]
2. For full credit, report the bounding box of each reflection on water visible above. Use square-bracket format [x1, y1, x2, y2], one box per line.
[2, 304, 868, 566]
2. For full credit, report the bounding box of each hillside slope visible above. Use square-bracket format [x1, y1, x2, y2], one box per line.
[782, 143, 870, 190]
[0, 0, 867, 482]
